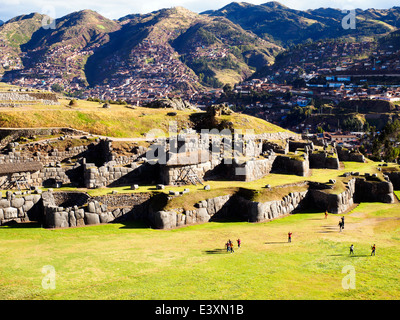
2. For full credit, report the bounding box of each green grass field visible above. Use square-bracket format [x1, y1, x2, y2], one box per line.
[0, 200, 399, 300]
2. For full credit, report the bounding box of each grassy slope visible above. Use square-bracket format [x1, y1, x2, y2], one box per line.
[0, 200, 399, 300]
[0, 98, 288, 137]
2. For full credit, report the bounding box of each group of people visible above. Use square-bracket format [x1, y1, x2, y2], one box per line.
[350, 244, 376, 256]
[223, 214, 377, 256]
[225, 239, 241, 253]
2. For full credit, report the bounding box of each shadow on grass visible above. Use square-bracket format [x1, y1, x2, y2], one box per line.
[317, 225, 340, 233]
[329, 254, 371, 257]
[264, 241, 288, 244]
[204, 248, 228, 254]
[118, 221, 152, 229]
[0, 221, 42, 228]
[317, 231, 339, 233]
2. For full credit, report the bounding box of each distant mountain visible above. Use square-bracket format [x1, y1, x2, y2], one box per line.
[85, 7, 281, 89]
[1, 2, 400, 94]
[1, 7, 280, 91]
[379, 29, 400, 50]
[0, 13, 44, 73]
[203, 2, 400, 46]
[1, 10, 120, 87]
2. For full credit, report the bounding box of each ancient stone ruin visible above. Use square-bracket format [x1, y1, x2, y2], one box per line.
[0, 127, 389, 230]
[0, 173, 395, 229]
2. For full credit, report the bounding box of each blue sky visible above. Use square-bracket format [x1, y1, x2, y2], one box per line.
[0, 0, 399, 22]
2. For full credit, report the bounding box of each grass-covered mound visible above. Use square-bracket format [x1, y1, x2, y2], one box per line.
[0, 97, 290, 138]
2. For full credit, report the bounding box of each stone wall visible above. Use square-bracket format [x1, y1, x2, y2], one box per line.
[257, 132, 300, 141]
[309, 178, 356, 214]
[229, 156, 276, 182]
[0, 128, 89, 149]
[148, 194, 232, 229]
[0, 146, 87, 165]
[237, 189, 309, 222]
[336, 147, 365, 162]
[4, 171, 397, 229]
[271, 154, 310, 176]
[289, 141, 314, 153]
[40, 166, 72, 185]
[0, 192, 42, 225]
[386, 171, 400, 189]
[52, 191, 90, 207]
[308, 152, 340, 169]
[263, 141, 288, 154]
[0, 163, 83, 189]
[92, 192, 151, 210]
[160, 159, 221, 185]
[83, 162, 133, 188]
[42, 191, 150, 228]
[83, 161, 158, 188]
[0, 92, 58, 106]
[354, 178, 394, 203]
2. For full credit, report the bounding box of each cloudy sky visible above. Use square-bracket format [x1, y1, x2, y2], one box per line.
[0, 0, 399, 22]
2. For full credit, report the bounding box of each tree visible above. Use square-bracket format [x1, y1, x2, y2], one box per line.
[51, 83, 64, 93]
[223, 84, 233, 94]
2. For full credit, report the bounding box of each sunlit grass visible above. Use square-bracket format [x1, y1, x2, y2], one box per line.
[0, 201, 399, 300]
[0, 97, 287, 137]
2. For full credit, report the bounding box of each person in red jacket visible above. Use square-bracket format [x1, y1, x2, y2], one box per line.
[288, 232, 292, 243]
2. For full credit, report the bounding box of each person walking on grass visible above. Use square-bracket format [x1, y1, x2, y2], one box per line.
[339, 221, 343, 232]
[350, 244, 354, 255]
[371, 244, 376, 256]
[225, 241, 230, 253]
[237, 238, 241, 249]
[288, 232, 292, 243]
[341, 216, 345, 228]
[229, 240, 234, 253]
[325, 211, 328, 219]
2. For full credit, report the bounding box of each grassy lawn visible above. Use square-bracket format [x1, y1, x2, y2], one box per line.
[0, 201, 399, 300]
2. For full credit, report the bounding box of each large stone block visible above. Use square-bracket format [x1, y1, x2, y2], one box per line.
[196, 208, 210, 222]
[3, 207, 18, 219]
[151, 210, 177, 229]
[99, 212, 114, 223]
[23, 200, 34, 212]
[42, 191, 56, 206]
[176, 213, 186, 227]
[69, 211, 77, 227]
[0, 199, 11, 209]
[75, 209, 85, 220]
[46, 210, 69, 228]
[84, 212, 100, 225]
[87, 202, 96, 213]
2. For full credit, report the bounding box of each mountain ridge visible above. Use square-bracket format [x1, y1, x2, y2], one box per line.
[1, 2, 399, 95]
